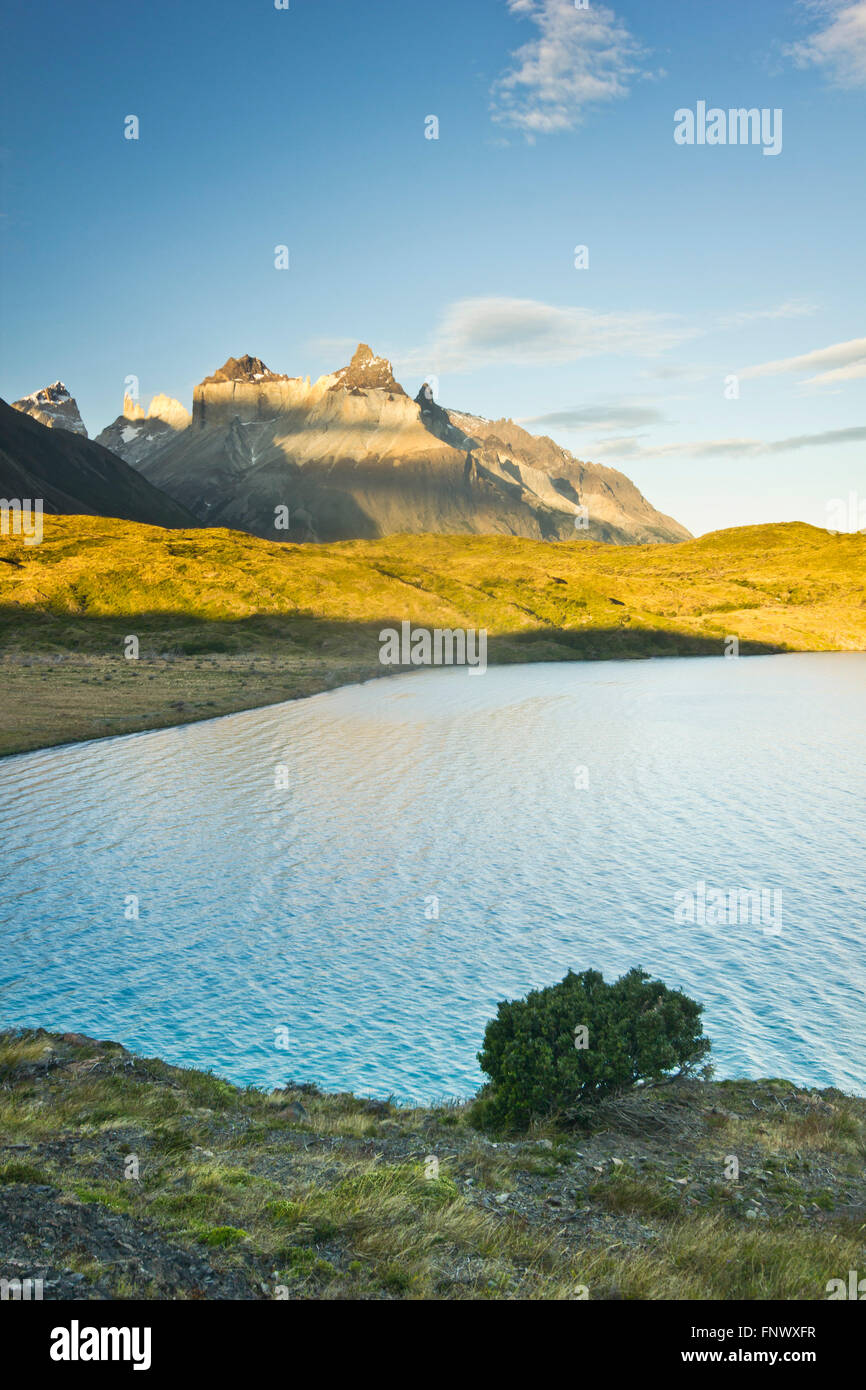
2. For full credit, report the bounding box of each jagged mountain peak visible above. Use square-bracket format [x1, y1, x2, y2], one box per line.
[21, 381, 73, 406]
[12, 381, 88, 437]
[119, 393, 190, 429]
[146, 394, 190, 429]
[201, 355, 288, 386]
[330, 343, 405, 395]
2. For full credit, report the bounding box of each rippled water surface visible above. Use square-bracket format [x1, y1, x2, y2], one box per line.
[2, 654, 864, 1100]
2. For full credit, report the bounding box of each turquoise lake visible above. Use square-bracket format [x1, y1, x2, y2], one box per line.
[2, 654, 864, 1101]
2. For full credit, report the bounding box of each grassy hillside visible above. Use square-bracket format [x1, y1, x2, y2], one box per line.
[2, 1029, 863, 1301]
[0, 515, 863, 755]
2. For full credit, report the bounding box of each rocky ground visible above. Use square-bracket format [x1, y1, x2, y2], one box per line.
[1, 1029, 863, 1300]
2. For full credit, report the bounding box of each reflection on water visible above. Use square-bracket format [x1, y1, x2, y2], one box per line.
[2, 654, 864, 1101]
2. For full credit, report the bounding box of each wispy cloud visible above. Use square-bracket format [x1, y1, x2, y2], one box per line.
[591, 425, 866, 461]
[785, 1, 866, 88]
[719, 300, 818, 329]
[639, 363, 709, 383]
[803, 360, 866, 386]
[400, 296, 693, 375]
[738, 336, 866, 385]
[521, 403, 666, 431]
[306, 335, 363, 364]
[490, 0, 649, 135]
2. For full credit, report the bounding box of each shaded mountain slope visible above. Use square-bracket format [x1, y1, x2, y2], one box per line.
[0, 398, 196, 527]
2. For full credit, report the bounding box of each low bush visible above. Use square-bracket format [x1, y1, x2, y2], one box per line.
[473, 967, 711, 1131]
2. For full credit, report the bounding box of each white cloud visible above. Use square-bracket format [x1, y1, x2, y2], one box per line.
[590, 425, 866, 461]
[400, 296, 693, 375]
[786, 1, 866, 88]
[738, 336, 866, 384]
[491, 0, 649, 134]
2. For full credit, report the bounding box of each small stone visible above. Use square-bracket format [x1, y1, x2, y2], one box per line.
[746, 1209, 759, 1220]
[495, 1192, 510, 1204]
[535, 1139, 554, 1151]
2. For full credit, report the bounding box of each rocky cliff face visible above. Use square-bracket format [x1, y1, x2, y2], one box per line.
[11, 382, 88, 437]
[128, 345, 690, 545]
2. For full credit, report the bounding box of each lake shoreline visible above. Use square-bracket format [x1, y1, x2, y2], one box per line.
[0, 640, 810, 760]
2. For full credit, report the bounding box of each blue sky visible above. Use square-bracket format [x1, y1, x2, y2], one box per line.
[1, 0, 863, 536]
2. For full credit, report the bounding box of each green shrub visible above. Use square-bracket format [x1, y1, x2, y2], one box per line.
[473, 967, 711, 1131]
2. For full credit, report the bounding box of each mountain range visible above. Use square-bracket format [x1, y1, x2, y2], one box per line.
[5, 345, 690, 544]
